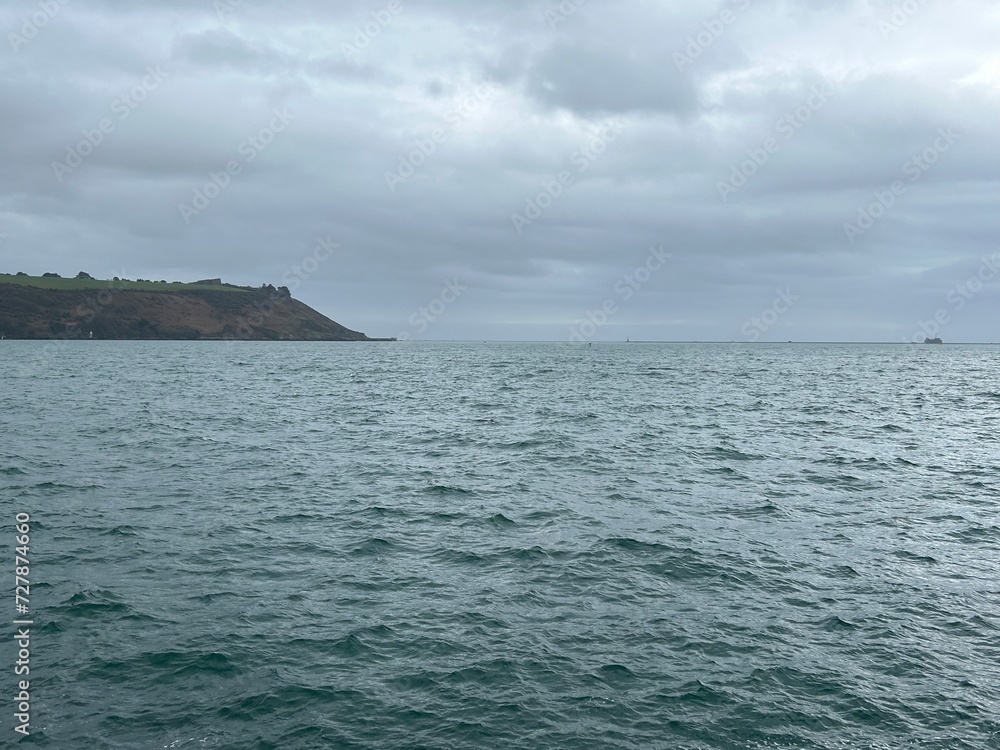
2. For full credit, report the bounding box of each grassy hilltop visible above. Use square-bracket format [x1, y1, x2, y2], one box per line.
[0, 273, 370, 341]
[0, 273, 251, 293]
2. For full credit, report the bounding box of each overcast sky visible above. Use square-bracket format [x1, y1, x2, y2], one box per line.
[1, 0, 998, 341]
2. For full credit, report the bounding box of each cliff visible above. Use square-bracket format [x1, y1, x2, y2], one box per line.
[0, 276, 371, 341]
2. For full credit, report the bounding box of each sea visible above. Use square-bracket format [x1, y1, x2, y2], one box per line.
[2, 341, 999, 750]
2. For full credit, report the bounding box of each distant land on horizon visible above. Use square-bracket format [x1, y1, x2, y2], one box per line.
[0, 272, 387, 341]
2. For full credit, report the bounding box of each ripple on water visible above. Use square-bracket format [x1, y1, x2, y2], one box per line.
[5, 341, 1000, 750]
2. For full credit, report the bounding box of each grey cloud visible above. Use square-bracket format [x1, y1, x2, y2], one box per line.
[1, 0, 998, 341]
[172, 29, 291, 73]
[523, 40, 698, 116]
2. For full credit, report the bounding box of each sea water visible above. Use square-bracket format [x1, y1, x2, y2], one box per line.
[2, 341, 998, 749]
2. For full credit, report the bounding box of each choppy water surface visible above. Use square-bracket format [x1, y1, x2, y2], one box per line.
[2, 342, 999, 749]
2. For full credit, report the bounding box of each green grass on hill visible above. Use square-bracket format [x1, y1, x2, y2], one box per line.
[0, 274, 253, 293]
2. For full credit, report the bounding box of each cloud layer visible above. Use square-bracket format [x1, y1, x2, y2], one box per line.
[2, 0, 999, 341]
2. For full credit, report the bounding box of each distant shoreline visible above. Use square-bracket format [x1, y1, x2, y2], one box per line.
[0, 274, 380, 341]
[2, 339, 995, 345]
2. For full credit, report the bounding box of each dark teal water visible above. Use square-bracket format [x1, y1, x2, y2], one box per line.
[3, 342, 999, 749]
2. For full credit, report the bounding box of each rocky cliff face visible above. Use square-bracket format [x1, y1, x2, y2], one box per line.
[0, 284, 369, 341]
